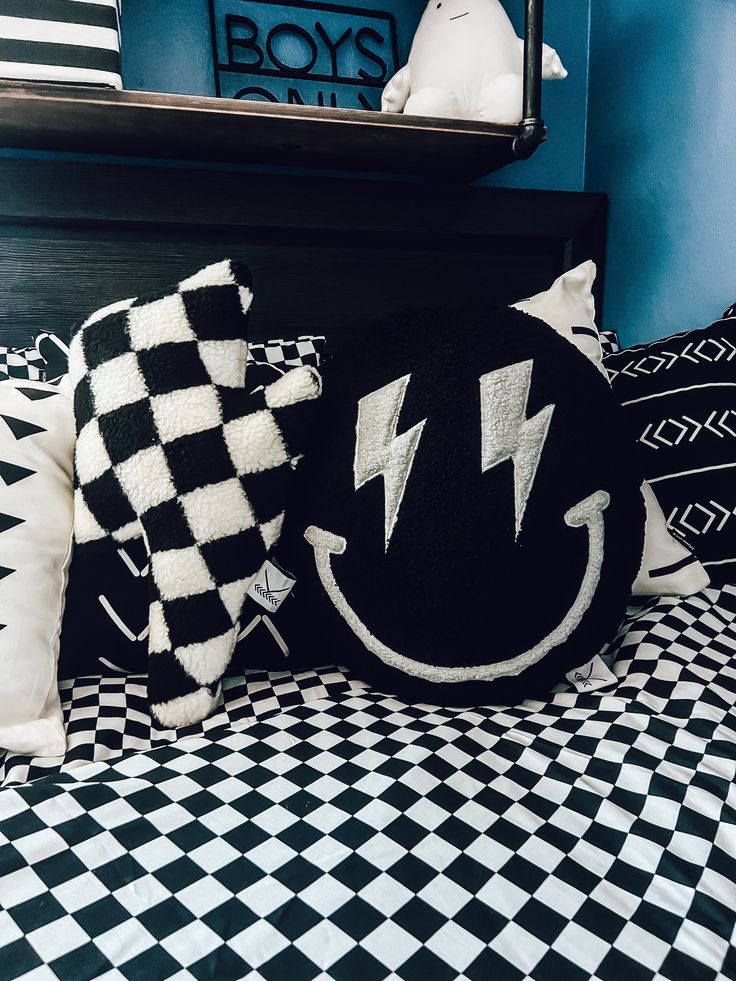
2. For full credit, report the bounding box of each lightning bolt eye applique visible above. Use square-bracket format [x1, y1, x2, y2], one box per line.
[480, 360, 556, 539]
[354, 374, 427, 551]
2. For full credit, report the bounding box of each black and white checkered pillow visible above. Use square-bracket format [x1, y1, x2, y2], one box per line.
[0, 333, 70, 384]
[60, 333, 326, 681]
[249, 336, 324, 371]
[0, 344, 45, 382]
[70, 260, 322, 726]
[599, 329, 621, 356]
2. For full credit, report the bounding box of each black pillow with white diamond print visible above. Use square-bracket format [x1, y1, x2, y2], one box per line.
[70, 260, 322, 727]
[59, 334, 326, 681]
[247, 305, 646, 704]
[605, 311, 736, 585]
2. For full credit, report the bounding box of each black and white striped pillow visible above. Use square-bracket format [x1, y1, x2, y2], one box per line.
[0, 0, 122, 89]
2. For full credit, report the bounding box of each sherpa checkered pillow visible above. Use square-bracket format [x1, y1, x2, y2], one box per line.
[59, 335, 327, 682]
[70, 260, 322, 726]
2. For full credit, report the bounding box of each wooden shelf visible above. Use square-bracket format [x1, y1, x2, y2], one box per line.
[0, 81, 544, 182]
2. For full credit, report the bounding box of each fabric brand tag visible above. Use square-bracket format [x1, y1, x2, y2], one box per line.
[565, 654, 618, 693]
[247, 559, 296, 612]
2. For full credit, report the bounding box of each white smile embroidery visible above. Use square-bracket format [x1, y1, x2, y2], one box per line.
[305, 490, 610, 684]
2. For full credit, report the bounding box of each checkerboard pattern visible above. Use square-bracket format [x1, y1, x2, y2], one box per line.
[70, 260, 322, 726]
[0, 668, 363, 787]
[71, 259, 255, 547]
[245, 335, 327, 392]
[599, 329, 621, 357]
[0, 344, 45, 383]
[141, 367, 321, 727]
[1, 586, 735, 979]
[249, 336, 325, 372]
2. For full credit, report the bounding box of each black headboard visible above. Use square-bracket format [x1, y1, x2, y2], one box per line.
[0, 157, 607, 347]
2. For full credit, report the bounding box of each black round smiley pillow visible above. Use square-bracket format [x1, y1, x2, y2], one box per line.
[246, 305, 646, 705]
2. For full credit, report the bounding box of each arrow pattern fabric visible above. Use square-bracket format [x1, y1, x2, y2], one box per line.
[605, 310, 736, 584]
[0, 380, 74, 758]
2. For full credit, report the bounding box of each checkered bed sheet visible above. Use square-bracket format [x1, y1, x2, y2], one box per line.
[0, 668, 363, 788]
[1, 586, 736, 980]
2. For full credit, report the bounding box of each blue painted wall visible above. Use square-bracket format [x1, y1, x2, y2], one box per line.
[122, 0, 422, 106]
[484, 1, 591, 192]
[585, 3, 736, 344]
[122, 0, 216, 96]
[121, 0, 592, 192]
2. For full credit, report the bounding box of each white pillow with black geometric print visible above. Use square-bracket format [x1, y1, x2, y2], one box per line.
[0, 380, 74, 757]
[58, 334, 326, 680]
[71, 260, 322, 727]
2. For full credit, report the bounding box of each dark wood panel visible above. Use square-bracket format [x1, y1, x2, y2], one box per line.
[0, 159, 601, 239]
[0, 158, 607, 347]
[0, 82, 534, 182]
[0, 231, 563, 345]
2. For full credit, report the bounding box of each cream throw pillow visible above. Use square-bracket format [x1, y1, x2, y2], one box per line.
[0, 380, 74, 756]
[513, 264, 709, 598]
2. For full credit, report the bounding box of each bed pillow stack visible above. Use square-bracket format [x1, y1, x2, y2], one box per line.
[70, 260, 322, 726]
[514, 263, 709, 598]
[0, 380, 74, 757]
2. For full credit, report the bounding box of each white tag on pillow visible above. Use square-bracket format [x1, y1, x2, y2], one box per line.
[247, 559, 296, 612]
[566, 654, 618, 693]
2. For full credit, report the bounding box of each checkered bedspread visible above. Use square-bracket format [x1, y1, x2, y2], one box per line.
[1, 587, 736, 980]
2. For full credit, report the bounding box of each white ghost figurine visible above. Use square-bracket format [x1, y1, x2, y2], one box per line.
[382, 0, 567, 124]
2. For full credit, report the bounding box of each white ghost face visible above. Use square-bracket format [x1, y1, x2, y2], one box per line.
[429, 0, 470, 24]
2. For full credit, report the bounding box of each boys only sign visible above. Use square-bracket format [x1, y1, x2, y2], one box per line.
[210, 0, 400, 109]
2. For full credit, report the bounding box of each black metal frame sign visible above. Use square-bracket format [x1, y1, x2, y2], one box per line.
[210, 0, 400, 110]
